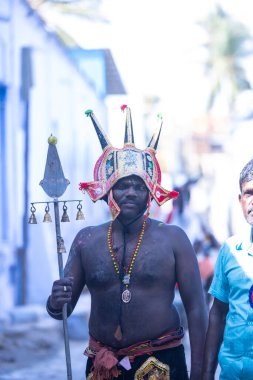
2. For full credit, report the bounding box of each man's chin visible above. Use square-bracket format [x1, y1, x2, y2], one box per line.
[120, 204, 138, 214]
[247, 216, 253, 226]
[118, 208, 146, 223]
[119, 209, 138, 220]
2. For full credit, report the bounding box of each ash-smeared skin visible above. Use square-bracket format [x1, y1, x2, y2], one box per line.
[64, 226, 96, 275]
[47, 176, 207, 380]
[51, 220, 206, 360]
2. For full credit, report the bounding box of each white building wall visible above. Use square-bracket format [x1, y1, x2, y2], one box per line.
[0, 0, 110, 311]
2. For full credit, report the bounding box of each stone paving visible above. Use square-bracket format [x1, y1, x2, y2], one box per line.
[0, 302, 89, 380]
[0, 339, 87, 380]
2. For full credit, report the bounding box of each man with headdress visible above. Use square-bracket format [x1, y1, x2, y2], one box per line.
[46, 105, 207, 379]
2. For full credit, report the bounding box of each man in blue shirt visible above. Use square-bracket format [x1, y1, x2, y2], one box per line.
[202, 158, 253, 380]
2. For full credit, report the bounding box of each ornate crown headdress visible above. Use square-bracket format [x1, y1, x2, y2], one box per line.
[79, 105, 179, 219]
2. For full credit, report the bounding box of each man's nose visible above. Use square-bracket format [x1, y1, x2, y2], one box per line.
[125, 186, 137, 196]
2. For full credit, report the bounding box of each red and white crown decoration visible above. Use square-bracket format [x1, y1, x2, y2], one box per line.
[79, 105, 179, 220]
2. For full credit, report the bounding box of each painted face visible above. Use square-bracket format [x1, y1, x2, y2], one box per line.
[239, 180, 253, 225]
[112, 175, 149, 220]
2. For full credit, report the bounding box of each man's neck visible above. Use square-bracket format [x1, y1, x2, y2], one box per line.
[114, 214, 145, 234]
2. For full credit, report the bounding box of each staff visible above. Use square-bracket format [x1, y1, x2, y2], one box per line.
[31, 135, 73, 380]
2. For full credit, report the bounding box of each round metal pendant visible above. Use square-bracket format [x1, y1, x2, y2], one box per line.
[122, 289, 131, 303]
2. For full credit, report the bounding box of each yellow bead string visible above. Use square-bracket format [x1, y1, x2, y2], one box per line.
[108, 220, 146, 287]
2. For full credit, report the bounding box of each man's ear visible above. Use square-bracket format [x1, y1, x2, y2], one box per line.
[238, 193, 242, 202]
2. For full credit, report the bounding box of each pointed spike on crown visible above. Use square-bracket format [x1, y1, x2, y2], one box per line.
[120, 104, 128, 112]
[85, 109, 93, 117]
[147, 112, 163, 151]
[121, 105, 135, 146]
[84, 108, 111, 151]
[157, 112, 163, 121]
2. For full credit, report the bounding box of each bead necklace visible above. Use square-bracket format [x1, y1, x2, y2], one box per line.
[108, 220, 146, 303]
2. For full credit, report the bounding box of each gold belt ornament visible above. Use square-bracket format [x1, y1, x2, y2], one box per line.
[135, 356, 170, 379]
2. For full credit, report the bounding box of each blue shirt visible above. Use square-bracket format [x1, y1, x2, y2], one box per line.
[209, 230, 253, 379]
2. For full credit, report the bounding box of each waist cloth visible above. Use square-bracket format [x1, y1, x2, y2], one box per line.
[84, 326, 188, 380]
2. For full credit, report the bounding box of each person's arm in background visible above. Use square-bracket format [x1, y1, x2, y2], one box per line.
[201, 298, 228, 380]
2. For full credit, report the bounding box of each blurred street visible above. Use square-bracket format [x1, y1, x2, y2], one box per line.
[0, 312, 87, 380]
[0, 338, 87, 380]
[0, 307, 220, 380]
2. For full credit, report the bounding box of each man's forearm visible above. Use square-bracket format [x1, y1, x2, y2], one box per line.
[187, 307, 208, 380]
[201, 301, 227, 380]
[201, 320, 224, 379]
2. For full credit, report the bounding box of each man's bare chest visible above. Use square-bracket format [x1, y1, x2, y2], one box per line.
[84, 235, 175, 290]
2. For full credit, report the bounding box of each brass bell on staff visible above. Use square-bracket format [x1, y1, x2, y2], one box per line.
[28, 204, 37, 224]
[76, 201, 85, 220]
[43, 203, 52, 223]
[61, 202, 70, 222]
[57, 237, 67, 253]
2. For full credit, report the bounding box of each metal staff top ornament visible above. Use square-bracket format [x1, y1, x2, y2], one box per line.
[79, 105, 179, 220]
[40, 134, 70, 198]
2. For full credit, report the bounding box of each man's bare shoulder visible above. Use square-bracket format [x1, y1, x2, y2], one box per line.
[150, 219, 195, 262]
[149, 219, 188, 235]
[72, 221, 110, 247]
